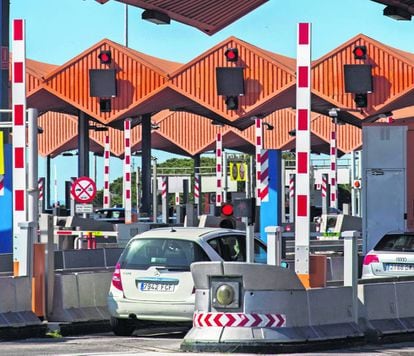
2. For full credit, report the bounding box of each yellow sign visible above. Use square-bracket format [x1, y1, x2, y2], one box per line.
[229, 162, 247, 182]
[0, 131, 4, 175]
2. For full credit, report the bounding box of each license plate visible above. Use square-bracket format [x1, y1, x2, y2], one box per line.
[384, 263, 414, 272]
[139, 282, 176, 292]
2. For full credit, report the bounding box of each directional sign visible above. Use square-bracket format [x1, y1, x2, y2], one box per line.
[71, 176, 97, 203]
[193, 312, 286, 328]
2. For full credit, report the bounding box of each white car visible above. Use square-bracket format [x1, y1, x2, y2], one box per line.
[107, 227, 267, 336]
[362, 231, 414, 279]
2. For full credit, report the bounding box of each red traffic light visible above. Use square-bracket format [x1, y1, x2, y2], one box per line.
[221, 203, 234, 216]
[353, 179, 361, 189]
[98, 50, 112, 64]
[353, 46, 367, 60]
[224, 48, 238, 62]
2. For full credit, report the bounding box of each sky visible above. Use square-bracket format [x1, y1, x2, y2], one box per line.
[8, 0, 414, 203]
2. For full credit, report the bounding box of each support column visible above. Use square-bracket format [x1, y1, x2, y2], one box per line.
[193, 154, 201, 217]
[78, 111, 89, 178]
[141, 113, 151, 216]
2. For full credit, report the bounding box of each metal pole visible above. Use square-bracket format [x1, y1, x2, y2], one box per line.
[245, 218, 255, 263]
[78, 111, 90, 177]
[152, 157, 157, 222]
[27, 108, 39, 226]
[46, 155, 51, 209]
[124, 4, 128, 47]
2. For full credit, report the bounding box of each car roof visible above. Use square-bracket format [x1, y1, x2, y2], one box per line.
[131, 227, 244, 243]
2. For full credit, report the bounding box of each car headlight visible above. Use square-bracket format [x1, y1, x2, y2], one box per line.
[216, 284, 234, 306]
[211, 279, 240, 309]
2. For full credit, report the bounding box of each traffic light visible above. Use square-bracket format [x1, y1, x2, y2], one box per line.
[220, 202, 236, 229]
[98, 50, 112, 65]
[224, 48, 238, 62]
[225, 96, 238, 110]
[354, 93, 368, 108]
[353, 45, 367, 60]
[353, 179, 362, 189]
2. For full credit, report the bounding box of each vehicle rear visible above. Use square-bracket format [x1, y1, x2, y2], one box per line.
[362, 232, 414, 278]
[107, 234, 210, 326]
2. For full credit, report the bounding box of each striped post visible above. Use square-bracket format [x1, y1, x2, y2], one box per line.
[295, 22, 312, 287]
[259, 149, 269, 203]
[38, 177, 45, 213]
[321, 173, 329, 216]
[103, 135, 111, 209]
[255, 117, 263, 206]
[12, 19, 28, 277]
[124, 119, 132, 224]
[0, 175, 4, 196]
[289, 173, 295, 223]
[161, 176, 168, 223]
[330, 125, 338, 209]
[194, 173, 200, 206]
[215, 131, 222, 206]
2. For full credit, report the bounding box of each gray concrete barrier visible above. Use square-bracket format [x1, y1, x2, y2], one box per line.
[0, 276, 43, 329]
[358, 280, 414, 336]
[48, 271, 112, 322]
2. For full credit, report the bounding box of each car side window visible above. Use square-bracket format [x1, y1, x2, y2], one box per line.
[207, 235, 245, 262]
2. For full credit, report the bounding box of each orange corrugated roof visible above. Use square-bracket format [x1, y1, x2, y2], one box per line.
[34, 38, 182, 125]
[311, 34, 414, 124]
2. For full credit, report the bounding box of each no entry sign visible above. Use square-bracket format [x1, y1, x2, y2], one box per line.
[71, 176, 97, 204]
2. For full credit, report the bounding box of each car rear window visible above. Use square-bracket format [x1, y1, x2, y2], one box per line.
[374, 234, 414, 252]
[119, 238, 210, 270]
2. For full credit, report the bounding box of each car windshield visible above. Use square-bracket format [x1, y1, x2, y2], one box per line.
[119, 238, 210, 270]
[374, 233, 414, 252]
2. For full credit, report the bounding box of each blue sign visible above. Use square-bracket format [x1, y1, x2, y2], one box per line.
[260, 150, 282, 242]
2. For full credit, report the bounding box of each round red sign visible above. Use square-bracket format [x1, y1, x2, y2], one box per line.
[71, 176, 97, 203]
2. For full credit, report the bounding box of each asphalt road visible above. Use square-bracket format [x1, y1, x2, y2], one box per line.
[3, 327, 414, 356]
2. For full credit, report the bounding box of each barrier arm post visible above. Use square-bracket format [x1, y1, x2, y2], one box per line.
[266, 226, 283, 266]
[343, 230, 360, 324]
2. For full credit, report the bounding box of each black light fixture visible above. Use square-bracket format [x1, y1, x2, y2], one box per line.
[142, 9, 171, 25]
[353, 46, 367, 60]
[99, 98, 111, 113]
[224, 48, 239, 62]
[383, 5, 412, 21]
[225, 96, 238, 110]
[98, 50, 112, 65]
[89, 123, 109, 132]
[263, 122, 274, 131]
[354, 93, 368, 108]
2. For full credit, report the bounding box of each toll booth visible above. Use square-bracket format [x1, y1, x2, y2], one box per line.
[362, 121, 414, 253]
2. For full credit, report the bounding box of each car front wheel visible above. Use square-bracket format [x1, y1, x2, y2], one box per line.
[110, 317, 136, 336]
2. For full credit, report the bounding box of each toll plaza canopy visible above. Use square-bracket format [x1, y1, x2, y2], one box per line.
[94, 0, 269, 36]
[22, 31, 414, 160]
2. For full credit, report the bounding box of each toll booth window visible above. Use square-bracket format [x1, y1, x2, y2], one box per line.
[326, 216, 337, 232]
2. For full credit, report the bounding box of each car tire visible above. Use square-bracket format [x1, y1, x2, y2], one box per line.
[110, 317, 136, 336]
